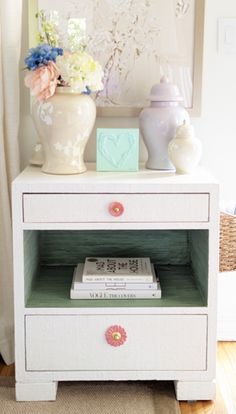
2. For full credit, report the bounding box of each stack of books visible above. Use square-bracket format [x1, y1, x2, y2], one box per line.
[70, 257, 161, 299]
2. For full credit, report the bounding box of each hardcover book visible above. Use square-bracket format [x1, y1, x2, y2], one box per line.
[70, 264, 161, 300]
[73, 264, 160, 290]
[82, 257, 154, 282]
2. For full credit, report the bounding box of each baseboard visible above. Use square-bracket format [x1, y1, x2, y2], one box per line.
[217, 271, 236, 341]
[218, 317, 236, 341]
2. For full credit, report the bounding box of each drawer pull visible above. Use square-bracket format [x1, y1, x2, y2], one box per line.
[105, 325, 127, 347]
[109, 202, 124, 217]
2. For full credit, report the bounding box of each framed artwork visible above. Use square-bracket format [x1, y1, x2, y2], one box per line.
[28, 0, 205, 116]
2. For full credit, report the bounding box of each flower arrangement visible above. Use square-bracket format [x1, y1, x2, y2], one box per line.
[24, 11, 103, 102]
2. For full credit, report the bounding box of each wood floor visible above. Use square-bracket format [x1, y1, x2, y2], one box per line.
[180, 342, 236, 414]
[0, 342, 235, 413]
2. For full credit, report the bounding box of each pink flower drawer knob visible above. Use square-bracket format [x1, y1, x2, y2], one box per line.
[105, 325, 127, 347]
[108, 202, 124, 217]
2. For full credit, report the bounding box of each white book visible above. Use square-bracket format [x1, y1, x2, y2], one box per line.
[70, 264, 161, 300]
[73, 264, 159, 290]
[82, 257, 154, 282]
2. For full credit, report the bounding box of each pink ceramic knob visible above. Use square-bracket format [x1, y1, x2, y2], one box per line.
[105, 325, 127, 347]
[109, 202, 124, 217]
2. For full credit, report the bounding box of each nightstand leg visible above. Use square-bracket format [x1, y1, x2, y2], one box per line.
[174, 380, 216, 401]
[15, 381, 58, 401]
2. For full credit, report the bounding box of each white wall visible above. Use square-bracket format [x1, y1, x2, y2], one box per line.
[193, 0, 236, 200]
[19, 0, 236, 200]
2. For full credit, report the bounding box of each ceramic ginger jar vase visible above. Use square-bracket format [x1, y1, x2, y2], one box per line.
[168, 121, 202, 174]
[29, 142, 44, 166]
[32, 87, 96, 174]
[139, 76, 190, 170]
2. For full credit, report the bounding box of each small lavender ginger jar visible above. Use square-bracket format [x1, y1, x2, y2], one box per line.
[139, 76, 190, 170]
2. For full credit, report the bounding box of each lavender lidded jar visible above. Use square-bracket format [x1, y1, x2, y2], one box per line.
[139, 76, 190, 170]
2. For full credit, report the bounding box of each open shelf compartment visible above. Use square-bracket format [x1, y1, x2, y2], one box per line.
[24, 229, 209, 308]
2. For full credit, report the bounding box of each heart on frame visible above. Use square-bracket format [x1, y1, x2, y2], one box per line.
[98, 132, 136, 168]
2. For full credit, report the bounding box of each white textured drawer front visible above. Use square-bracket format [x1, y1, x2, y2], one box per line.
[25, 315, 207, 371]
[23, 193, 209, 223]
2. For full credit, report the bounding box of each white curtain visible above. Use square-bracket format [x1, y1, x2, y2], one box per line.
[0, 0, 22, 364]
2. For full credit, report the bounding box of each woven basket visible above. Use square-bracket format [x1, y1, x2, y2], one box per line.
[220, 212, 236, 272]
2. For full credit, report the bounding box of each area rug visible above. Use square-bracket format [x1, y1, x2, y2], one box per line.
[0, 377, 180, 414]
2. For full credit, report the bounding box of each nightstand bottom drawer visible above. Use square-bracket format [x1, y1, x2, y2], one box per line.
[25, 315, 207, 372]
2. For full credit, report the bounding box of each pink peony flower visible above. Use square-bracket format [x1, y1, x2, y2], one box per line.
[24, 61, 60, 102]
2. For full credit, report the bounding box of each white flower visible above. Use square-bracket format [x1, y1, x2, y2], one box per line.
[56, 51, 104, 93]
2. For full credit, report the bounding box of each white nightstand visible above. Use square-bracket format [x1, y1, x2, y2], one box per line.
[12, 164, 219, 401]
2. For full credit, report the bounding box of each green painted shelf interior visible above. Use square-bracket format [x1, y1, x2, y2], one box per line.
[24, 230, 208, 308]
[26, 264, 206, 308]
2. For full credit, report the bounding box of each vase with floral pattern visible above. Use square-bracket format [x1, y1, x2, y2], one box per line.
[32, 87, 96, 174]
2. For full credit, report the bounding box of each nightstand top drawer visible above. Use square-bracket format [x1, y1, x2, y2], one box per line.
[23, 193, 209, 223]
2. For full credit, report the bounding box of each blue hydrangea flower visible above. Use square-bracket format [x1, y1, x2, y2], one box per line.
[83, 86, 91, 95]
[25, 44, 63, 70]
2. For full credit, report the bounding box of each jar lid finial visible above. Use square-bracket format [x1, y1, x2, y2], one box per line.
[149, 77, 183, 102]
[160, 75, 170, 84]
[176, 120, 195, 139]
